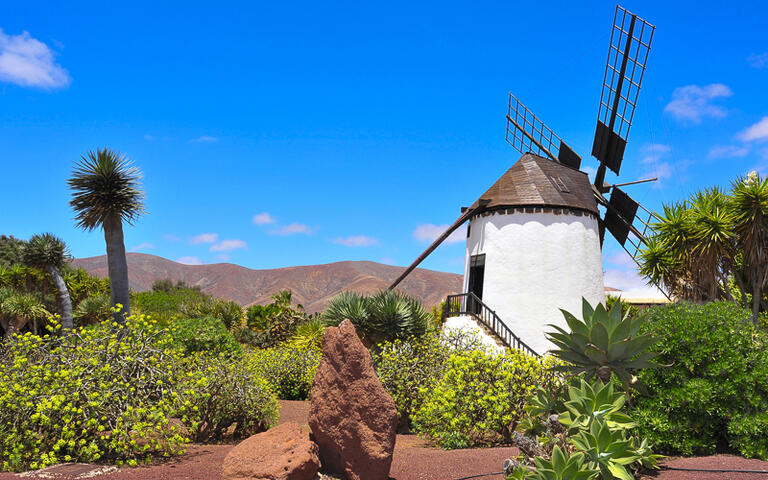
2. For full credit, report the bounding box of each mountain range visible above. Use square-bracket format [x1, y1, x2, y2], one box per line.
[72, 253, 462, 312]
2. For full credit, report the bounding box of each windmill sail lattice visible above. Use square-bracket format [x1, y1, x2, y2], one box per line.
[592, 6, 655, 179]
[506, 94, 582, 169]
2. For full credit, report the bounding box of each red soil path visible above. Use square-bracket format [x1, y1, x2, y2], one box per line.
[3, 401, 768, 480]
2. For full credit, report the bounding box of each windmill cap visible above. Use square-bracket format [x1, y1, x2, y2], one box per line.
[470, 153, 599, 215]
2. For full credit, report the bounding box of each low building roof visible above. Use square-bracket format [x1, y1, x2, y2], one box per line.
[470, 153, 599, 215]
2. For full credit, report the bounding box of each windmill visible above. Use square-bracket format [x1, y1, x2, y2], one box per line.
[389, 5, 659, 355]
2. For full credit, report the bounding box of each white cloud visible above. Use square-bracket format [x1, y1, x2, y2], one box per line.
[748, 52, 768, 69]
[189, 233, 218, 244]
[144, 134, 156, 141]
[332, 235, 379, 247]
[129, 242, 155, 252]
[639, 144, 675, 182]
[604, 250, 636, 270]
[215, 253, 230, 262]
[664, 84, 732, 123]
[190, 135, 217, 143]
[0, 29, 70, 88]
[210, 239, 247, 252]
[643, 144, 671, 155]
[708, 145, 750, 159]
[738, 117, 768, 142]
[176, 256, 203, 265]
[252, 212, 276, 225]
[413, 224, 466, 245]
[603, 268, 667, 299]
[270, 223, 316, 236]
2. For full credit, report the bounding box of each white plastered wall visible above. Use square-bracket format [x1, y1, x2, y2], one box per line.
[460, 210, 605, 354]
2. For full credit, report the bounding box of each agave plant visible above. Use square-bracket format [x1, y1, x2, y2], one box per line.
[528, 445, 599, 480]
[570, 418, 638, 480]
[559, 379, 635, 435]
[547, 298, 659, 384]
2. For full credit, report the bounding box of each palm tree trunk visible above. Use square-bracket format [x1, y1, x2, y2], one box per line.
[104, 217, 131, 324]
[47, 265, 73, 331]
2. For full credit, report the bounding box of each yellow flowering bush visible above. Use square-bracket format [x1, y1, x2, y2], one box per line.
[0, 314, 187, 471]
[373, 328, 486, 431]
[245, 342, 320, 400]
[0, 312, 280, 472]
[413, 349, 545, 449]
[176, 354, 279, 441]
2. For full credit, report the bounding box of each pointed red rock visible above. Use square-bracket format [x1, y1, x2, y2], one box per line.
[308, 319, 398, 480]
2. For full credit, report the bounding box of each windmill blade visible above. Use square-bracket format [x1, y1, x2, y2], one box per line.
[388, 203, 486, 290]
[603, 187, 639, 246]
[597, 186, 659, 258]
[592, 5, 655, 179]
[506, 93, 582, 169]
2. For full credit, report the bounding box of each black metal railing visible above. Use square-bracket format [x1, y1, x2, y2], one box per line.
[442, 292, 539, 357]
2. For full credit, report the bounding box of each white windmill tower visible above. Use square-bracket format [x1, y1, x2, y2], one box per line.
[390, 5, 660, 355]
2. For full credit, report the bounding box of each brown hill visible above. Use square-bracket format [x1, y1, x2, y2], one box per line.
[71, 253, 462, 312]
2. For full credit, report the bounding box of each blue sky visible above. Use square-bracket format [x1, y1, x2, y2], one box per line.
[1, 0, 767, 296]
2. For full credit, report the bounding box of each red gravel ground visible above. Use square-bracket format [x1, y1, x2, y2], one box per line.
[3, 401, 768, 480]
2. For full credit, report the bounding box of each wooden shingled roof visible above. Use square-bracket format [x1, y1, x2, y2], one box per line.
[470, 153, 599, 215]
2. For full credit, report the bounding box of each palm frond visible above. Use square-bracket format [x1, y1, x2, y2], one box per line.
[68, 148, 145, 230]
[22, 233, 71, 270]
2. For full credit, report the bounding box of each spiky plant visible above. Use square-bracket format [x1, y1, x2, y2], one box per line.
[68, 148, 145, 324]
[291, 317, 327, 350]
[0, 292, 49, 336]
[74, 294, 112, 325]
[546, 298, 660, 384]
[323, 290, 369, 327]
[323, 290, 429, 345]
[22, 233, 74, 330]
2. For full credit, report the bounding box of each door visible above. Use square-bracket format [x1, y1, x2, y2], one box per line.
[467, 254, 485, 314]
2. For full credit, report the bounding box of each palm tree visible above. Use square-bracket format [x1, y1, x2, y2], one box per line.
[68, 148, 145, 324]
[22, 233, 74, 331]
[729, 173, 768, 324]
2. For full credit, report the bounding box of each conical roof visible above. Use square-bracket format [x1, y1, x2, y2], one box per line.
[470, 153, 598, 215]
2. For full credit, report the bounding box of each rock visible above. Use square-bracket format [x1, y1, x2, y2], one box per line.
[222, 422, 320, 480]
[308, 320, 398, 480]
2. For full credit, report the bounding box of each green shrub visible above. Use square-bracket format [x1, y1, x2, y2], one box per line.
[176, 355, 278, 441]
[169, 316, 241, 356]
[373, 328, 485, 431]
[413, 349, 543, 448]
[0, 315, 188, 471]
[634, 301, 768, 458]
[242, 290, 311, 348]
[245, 342, 321, 400]
[132, 287, 243, 329]
[182, 298, 243, 330]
